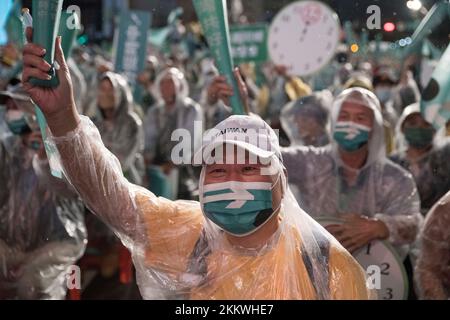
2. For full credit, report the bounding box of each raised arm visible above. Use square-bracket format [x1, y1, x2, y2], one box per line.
[22, 29, 143, 244]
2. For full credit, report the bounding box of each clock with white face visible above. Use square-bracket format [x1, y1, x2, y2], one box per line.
[317, 218, 409, 300]
[268, 0, 341, 76]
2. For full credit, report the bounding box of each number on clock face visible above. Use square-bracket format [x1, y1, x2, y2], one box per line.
[268, 1, 340, 76]
[355, 242, 407, 300]
[317, 219, 409, 300]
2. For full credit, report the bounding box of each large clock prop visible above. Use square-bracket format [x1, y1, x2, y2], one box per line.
[317, 218, 409, 300]
[268, 1, 341, 77]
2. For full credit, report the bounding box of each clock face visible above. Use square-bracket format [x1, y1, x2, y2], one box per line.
[317, 218, 409, 300]
[268, 1, 341, 76]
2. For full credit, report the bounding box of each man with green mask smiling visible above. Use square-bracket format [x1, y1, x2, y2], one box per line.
[390, 103, 450, 215]
[21, 28, 372, 300]
[278, 88, 423, 260]
[278, 88, 423, 300]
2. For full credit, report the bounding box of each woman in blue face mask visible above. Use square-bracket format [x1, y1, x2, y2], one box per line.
[390, 103, 450, 215]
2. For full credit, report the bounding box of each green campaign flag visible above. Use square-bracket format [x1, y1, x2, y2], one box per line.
[58, 10, 81, 58]
[422, 39, 442, 60]
[421, 43, 450, 129]
[113, 9, 151, 103]
[344, 21, 357, 46]
[360, 29, 369, 54]
[4, 0, 24, 48]
[29, 0, 64, 88]
[193, 0, 245, 115]
[230, 23, 268, 64]
[148, 26, 171, 48]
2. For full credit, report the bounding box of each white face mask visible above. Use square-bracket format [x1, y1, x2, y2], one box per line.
[5, 109, 25, 122]
[375, 87, 392, 104]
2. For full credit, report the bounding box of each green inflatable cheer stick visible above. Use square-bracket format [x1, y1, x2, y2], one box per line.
[193, 0, 245, 115]
[23, 8, 63, 179]
[58, 10, 80, 58]
[29, 0, 64, 88]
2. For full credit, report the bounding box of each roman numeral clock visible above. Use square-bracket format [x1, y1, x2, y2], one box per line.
[268, 0, 341, 76]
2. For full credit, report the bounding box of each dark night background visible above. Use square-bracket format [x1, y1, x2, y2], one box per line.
[20, 0, 450, 48]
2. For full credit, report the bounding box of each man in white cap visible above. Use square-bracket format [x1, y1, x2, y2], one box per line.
[21, 29, 371, 300]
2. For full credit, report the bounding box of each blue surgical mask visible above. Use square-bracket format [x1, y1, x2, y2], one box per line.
[202, 181, 274, 236]
[333, 121, 371, 152]
[375, 87, 392, 104]
[5, 110, 30, 135]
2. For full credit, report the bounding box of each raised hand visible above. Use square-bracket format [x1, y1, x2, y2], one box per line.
[206, 68, 250, 114]
[22, 27, 79, 137]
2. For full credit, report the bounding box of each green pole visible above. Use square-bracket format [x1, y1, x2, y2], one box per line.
[193, 0, 245, 115]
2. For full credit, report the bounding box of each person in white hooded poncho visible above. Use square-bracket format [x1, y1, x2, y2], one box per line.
[95, 71, 145, 186]
[281, 88, 422, 259]
[21, 32, 372, 300]
[144, 67, 203, 199]
[280, 91, 333, 147]
[390, 103, 450, 215]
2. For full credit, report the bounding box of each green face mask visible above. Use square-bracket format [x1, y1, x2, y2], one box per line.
[404, 127, 435, 149]
[202, 181, 274, 236]
[333, 121, 371, 152]
[5, 110, 31, 135]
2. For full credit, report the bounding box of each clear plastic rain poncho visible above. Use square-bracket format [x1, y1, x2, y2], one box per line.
[144, 67, 203, 164]
[95, 72, 145, 186]
[391, 71, 421, 116]
[281, 88, 423, 260]
[280, 91, 333, 147]
[67, 58, 87, 116]
[0, 90, 86, 299]
[197, 59, 232, 130]
[144, 68, 203, 198]
[47, 110, 372, 299]
[390, 103, 450, 214]
[415, 190, 450, 299]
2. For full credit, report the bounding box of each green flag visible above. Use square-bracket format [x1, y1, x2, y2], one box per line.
[344, 21, 357, 46]
[193, 0, 245, 115]
[230, 23, 268, 65]
[29, 0, 64, 88]
[422, 39, 442, 60]
[113, 9, 151, 103]
[4, 0, 24, 48]
[421, 43, 450, 129]
[148, 27, 171, 49]
[58, 10, 81, 58]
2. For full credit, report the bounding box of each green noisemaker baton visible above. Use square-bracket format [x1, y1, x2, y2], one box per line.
[58, 10, 80, 58]
[23, 8, 63, 179]
[29, 0, 64, 88]
[192, 0, 245, 115]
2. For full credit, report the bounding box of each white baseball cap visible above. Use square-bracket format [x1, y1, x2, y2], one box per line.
[193, 115, 281, 166]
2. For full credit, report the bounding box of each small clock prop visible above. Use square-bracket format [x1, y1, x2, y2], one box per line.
[268, 0, 341, 76]
[317, 218, 409, 300]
